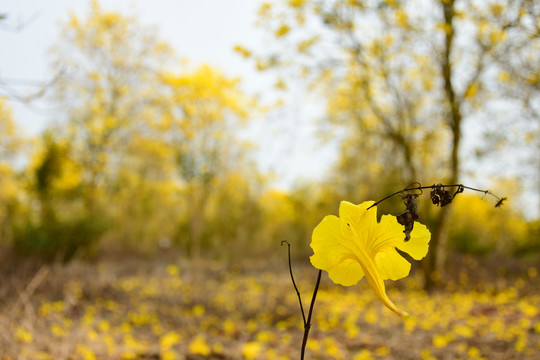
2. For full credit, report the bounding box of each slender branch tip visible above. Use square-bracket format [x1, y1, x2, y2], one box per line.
[369, 182, 504, 209]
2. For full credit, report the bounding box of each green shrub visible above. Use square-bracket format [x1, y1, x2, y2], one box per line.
[13, 215, 107, 263]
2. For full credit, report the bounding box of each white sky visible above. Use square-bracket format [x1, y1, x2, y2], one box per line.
[0, 0, 336, 189]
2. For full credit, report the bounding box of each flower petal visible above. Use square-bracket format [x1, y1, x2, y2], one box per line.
[310, 215, 364, 285]
[326, 257, 365, 286]
[372, 214, 406, 254]
[339, 201, 377, 237]
[355, 246, 410, 318]
[396, 221, 431, 260]
[375, 248, 411, 281]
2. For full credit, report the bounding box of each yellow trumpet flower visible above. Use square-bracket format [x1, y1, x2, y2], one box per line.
[310, 201, 431, 318]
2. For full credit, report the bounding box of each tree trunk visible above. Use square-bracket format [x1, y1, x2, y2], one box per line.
[424, 0, 462, 290]
[187, 184, 211, 260]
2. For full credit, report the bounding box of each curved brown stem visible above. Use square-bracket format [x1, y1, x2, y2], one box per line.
[300, 269, 322, 360]
[281, 241, 323, 360]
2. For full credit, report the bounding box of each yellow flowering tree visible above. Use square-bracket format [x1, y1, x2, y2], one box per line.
[45, 1, 259, 257]
[247, 0, 539, 288]
[50, 0, 174, 215]
[160, 65, 257, 258]
[0, 98, 26, 245]
[14, 132, 101, 261]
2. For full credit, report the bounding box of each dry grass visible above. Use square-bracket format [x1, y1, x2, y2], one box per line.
[1, 250, 539, 359]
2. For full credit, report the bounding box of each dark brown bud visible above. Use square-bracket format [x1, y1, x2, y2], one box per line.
[430, 184, 453, 207]
[495, 197, 507, 208]
[397, 193, 419, 242]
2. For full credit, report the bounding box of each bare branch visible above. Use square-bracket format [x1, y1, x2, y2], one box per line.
[0, 68, 65, 103]
[0, 10, 42, 32]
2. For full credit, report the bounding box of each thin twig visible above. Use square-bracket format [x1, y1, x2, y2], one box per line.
[0, 67, 65, 104]
[367, 183, 501, 210]
[8, 265, 50, 322]
[281, 241, 306, 326]
[300, 269, 322, 360]
[0, 10, 42, 32]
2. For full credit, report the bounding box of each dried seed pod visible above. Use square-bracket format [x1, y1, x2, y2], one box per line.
[430, 184, 453, 207]
[396, 193, 419, 242]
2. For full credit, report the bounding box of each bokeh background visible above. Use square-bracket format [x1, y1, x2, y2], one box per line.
[0, 1, 539, 359]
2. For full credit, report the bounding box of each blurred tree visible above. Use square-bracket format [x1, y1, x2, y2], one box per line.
[204, 171, 265, 261]
[14, 132, 105, 262]
[161, 65, 257, 258]
[258, 183, 340, 260]
[449, 192, 528, 257]
[0, 97, 25, 244]
[49, 0, 174, 216]
[34, 132, 67, 224]
[47, 1, 259, 257]
[248, 0, 539, 288]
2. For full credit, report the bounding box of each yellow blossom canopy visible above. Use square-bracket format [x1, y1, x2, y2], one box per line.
[310, 200, 431, 318]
